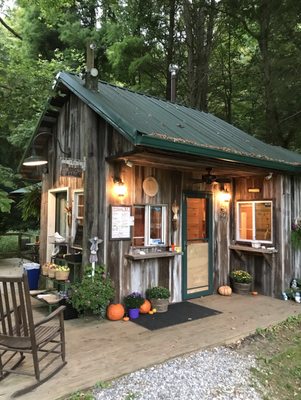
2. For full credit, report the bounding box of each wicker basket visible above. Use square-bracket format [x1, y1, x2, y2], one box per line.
[55, 270, 70, 281]
[41, 265, 49, 276]
[48, 268, 56, 278]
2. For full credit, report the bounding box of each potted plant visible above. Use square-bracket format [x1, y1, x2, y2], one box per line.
[146, 286, 170, 313]
[70, 265, 114, 318]
[124, 292, 144, 319]
[230, 269, 252, 295]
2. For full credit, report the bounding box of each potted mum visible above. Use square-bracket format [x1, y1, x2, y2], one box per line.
[230, 269, 252, 295]
[124, 292, 145, 319]
[146, 286, 170, 313]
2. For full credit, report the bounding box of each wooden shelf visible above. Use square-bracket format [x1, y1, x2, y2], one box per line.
[229, 244, 278, 254]
[125, 251, 181, 261]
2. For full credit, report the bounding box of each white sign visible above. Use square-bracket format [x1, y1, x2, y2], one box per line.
[111, 206, 132, 240]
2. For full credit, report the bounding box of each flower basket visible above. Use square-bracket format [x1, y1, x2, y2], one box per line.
[41, 264, 49, 276]
[55, 270, 70, 281]
[48, 268, 56, 278]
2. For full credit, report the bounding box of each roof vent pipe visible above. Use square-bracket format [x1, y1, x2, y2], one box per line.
[169, 64, 178, 103]
[84, 42, 99, 91]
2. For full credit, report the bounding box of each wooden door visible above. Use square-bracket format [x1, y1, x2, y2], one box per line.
[182, 192, 213, 299]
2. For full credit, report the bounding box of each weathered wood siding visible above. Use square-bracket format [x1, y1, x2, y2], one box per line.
[40, 91, 301, 302]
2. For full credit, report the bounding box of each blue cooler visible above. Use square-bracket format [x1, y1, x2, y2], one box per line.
[23, 263, 40, 290]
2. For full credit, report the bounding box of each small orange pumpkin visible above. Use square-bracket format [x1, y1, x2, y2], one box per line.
[107, 303, 125, 321]
[139, 299, 152, 314]
[123, 316, 129, 321]
[218, 285, 232, 296]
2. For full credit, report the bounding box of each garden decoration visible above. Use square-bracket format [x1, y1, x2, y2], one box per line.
[146, 286, 170, 313]
[218, 285, 232, 296]
[230, 270, 252, 295]
[283, 278, 301, 301]
[107, 303, 125, 321]
[124, 292, 144, 319]
[89, 236, 103, 279]
[139, 299, 152, 314]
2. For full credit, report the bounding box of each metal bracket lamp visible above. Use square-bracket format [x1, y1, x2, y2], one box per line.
[113, 177, 126, 197]
[23, 132, 71, 167]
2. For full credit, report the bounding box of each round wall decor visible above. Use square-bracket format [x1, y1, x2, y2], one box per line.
[142, 177, 159, 197]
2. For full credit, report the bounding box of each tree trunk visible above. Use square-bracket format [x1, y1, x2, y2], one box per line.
[183, 0, 216, 111]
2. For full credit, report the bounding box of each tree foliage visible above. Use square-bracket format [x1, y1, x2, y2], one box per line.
[0, 0, 301, 231]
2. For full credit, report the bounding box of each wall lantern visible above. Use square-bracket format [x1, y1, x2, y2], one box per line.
[22, 131, 71, 167]
[219, 184, 231, 218]
[248, 188, 261, 193]
[113, 177, 126, 197]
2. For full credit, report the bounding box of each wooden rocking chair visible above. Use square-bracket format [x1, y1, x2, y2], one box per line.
[0, 272, 66, 397]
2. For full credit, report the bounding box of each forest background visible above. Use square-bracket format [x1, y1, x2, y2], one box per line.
[1, 0, 301, 231]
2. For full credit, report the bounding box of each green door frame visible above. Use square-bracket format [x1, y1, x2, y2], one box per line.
[182, 191, 213, 300]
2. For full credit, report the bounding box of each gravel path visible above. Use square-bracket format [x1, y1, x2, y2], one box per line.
[94, 347, 262, 400]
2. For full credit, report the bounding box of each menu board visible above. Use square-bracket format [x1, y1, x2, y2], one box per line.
[110, 206, 133, 240]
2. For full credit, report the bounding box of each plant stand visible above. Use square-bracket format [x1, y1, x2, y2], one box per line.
[232, 282, 252, 295]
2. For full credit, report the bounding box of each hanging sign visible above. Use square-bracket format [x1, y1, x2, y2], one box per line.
[60, 159, 86, 177]
[110, 206, 132, 240]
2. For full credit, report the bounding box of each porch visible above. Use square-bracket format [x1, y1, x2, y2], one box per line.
[1, 258, 300, 400]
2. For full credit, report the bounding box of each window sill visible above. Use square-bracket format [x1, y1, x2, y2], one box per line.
[125, 251, 181, 261]
[229, 244, 278, 254]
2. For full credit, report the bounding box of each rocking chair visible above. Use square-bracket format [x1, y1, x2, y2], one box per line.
[0, 272, 66, 397]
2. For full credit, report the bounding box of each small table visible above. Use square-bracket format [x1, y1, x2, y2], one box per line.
[30, 290, 60, 313]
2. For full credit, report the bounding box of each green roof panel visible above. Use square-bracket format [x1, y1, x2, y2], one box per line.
[56, 72, 301, 172]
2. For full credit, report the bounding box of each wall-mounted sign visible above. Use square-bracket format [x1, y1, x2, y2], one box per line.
[110, 206, 133, 240]
[60, 159, 86, 178]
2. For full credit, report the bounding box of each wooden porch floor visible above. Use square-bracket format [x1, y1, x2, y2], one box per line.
[1, 258, 300, 400]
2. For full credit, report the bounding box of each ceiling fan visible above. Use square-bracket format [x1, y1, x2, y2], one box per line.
[191, 168, 231, 184]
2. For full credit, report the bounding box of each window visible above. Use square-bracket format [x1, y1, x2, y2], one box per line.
[133, 205, 167, 246]
[73, 192, 84, 248]
[236, 201, 273, 243]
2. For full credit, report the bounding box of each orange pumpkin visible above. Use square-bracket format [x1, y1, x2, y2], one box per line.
[107, 303, 125, 321]
[123, 316, 129, 322]
[218, 285, 232, 296]
[139, 299, 152, 314]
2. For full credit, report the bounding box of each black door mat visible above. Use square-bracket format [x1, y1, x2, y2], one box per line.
[131, 301, 222, 331]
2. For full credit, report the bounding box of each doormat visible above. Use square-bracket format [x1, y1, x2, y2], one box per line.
[131, 301, 222, 331]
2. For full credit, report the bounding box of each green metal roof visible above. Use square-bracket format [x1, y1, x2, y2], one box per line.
[55, 72, 301, 172]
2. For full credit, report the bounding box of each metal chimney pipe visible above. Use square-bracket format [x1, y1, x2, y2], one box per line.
[169, 64, 178, 102]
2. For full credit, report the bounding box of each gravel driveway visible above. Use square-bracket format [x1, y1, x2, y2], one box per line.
[94, 347, 262, 400]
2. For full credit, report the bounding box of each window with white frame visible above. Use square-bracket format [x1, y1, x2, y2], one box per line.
[73, 191, 84, 248]
[236, 201, 273, 243]
[133, 205, 167, 246]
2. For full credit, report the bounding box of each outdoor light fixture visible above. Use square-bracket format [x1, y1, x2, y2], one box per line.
[23, 131, 71, 167]
[219, 184, 231, 219]
[23, 147, 48, 166]
[113, 177, 126, 197]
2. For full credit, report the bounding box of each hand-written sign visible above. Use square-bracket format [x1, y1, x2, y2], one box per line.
[110, 206, 132, 240]
[60, 159, 86, 178]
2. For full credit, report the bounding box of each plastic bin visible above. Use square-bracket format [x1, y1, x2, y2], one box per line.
[23, 262, 40, 290]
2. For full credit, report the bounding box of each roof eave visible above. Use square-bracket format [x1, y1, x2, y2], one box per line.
[135, 135, 301, 173]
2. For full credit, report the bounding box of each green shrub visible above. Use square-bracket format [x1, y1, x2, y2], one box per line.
[70, 265, 114, 317]
[146, 286, 170, 299]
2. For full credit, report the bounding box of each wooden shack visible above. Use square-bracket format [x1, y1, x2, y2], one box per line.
[20, 72, 301, 302]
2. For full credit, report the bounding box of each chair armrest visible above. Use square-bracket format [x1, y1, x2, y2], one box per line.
[34, 305, 66, 328]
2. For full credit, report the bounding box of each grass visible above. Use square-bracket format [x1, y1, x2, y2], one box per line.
[236, 314, 301, 399]
[0, 235, 19, 253]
